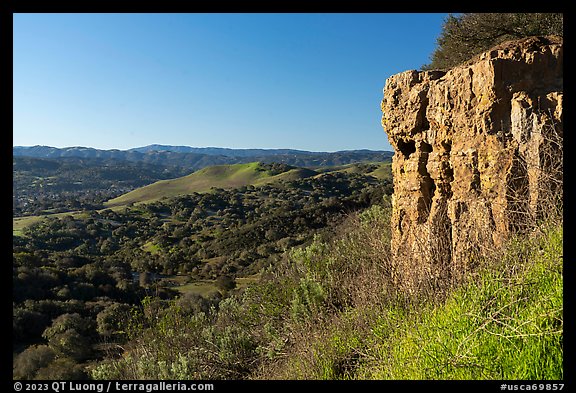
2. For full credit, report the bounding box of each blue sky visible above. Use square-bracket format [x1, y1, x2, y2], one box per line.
[13, 13, 448, 152]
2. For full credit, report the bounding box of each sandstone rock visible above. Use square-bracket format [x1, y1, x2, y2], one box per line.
[381, 36, 563, 290]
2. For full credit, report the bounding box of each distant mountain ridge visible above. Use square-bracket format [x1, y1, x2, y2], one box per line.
[14, 144, 390, 157]
[127, 144, 315, 157]
[13, 145, 394, 171]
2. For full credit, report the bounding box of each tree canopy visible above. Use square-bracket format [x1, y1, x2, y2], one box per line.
[423, 13, 563, 70]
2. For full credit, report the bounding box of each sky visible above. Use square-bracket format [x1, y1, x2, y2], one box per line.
[13, 13, 448, 152]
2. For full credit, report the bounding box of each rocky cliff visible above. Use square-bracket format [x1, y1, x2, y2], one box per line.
[381, 36, 563, 289]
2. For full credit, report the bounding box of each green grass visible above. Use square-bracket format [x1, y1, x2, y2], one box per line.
[104, 162, 317, 207]
[13, 211, 89, 234]
[12, 206, 128, 234]
[175, 280, 220, 298]
[13, 215, 47, 233]
[141, 241, 162, 255]
[104, 161, 391, 208]
[313, 162, 392, 180]
[356, 224, 563, 380]
[367, 162, 392, 180]
[272, 222, 562, 380]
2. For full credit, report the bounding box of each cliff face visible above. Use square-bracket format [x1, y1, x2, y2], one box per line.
[381, 36, 563, 288]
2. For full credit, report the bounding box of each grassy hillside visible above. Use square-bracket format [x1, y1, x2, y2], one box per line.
[367, 162, 392, 179]
[313, 162, 391, 179]
[12, 162, 391, 235]
[13, 161, 391, 234]
[89, 198, 562, 380]
[294, 222, 563, 380]
[356, 224, 563, 379]
[105, 162, 317, 207]
[12, 206, 128, 236]
[13, 211, 91, 236]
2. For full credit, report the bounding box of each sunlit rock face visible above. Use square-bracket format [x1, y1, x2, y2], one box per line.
[381, 36, 562, 288]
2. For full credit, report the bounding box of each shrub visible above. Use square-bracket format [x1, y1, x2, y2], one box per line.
[34, 357, 88, 380]
[92, 296, 258, 380]
[96, 303, 132, 337]
[215, 275, 236, 293]
[290, 277, 325, 321]
[42, 313, 94, 361]
[13, 345, 56, 380]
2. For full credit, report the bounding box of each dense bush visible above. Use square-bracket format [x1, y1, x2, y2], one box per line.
[90, 201, 396, 379]
[13, 345, 56, 380]
[89, 197, 562, 380]
[424, 13, 563, 70]
[14, 164, 393, 379]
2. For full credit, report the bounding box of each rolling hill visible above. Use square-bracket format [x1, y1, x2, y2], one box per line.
[105, 162, 318, 207]
[13, 160, 392, 233]
[316, 162, 392, 179]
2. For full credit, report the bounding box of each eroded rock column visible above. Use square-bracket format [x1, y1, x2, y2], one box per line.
[381, 36, 563, 290]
